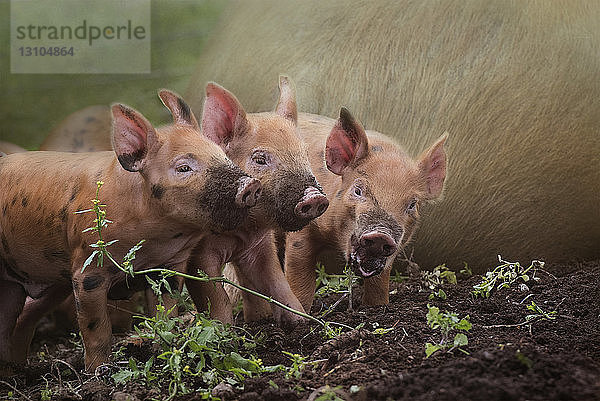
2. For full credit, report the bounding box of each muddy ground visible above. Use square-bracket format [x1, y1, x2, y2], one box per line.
[1, 260, 599, 400]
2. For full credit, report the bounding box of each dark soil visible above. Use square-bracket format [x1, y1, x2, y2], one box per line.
[2, 260, 599, 401]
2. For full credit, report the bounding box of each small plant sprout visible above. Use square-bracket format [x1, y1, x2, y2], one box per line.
[525, 301, 557, 322]
[472, 255, 542, 298]
[420, 264, 457, 300]
[372, 319, 400, 335]
[312, 385, 347, 401]
[282, 351, 316, 379]
[314, 262, 359, 311]
[515, 349, 533, 369]
[425, 304, 472, 358]
[460, 262, 473, 276]
[390, 269, 409, 283]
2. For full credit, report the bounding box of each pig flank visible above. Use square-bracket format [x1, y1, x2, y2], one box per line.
[0, 93, 257, 371]
[41, 105, 112, 152]
[185, 0, 600, 271]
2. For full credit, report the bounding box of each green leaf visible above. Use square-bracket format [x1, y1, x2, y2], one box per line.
[456, 318, 472, 331]
[425, 343, 442, 358]
[441, 270, 457, 284]
[453, 333, 469, 347]
[81, 250, 99, 273]
[112, 369, 137, 384]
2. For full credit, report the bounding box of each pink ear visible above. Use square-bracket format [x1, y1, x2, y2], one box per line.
[419, 132, 448, 199]
[202, 83, 248, 149]
[111, 104, 156, 172]
[325, 107, 369, 175]
[158, 89, 200, 130]
[275, 75, 298, 124]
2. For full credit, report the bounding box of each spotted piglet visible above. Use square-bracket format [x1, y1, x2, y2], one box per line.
[0, 91, 260, 371]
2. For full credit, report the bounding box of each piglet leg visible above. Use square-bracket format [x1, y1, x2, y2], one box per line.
[235, 233, 305, 325]
[284, 231, 321, 313]
[12, 284, 72, 361]
[186, 250, 233, 325]
[72, 261, 112, 372]
[0, 280, 26, 361]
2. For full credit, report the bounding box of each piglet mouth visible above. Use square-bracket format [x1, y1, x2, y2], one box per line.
[349, 252, 388, 278]
[348, 231, 398, 278]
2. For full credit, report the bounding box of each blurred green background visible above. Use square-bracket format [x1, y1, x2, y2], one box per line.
[0, 0, 227, 149]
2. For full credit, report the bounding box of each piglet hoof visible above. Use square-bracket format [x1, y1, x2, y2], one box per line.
[235, 176, 262, 208]
[294, 186, 329, 219]
[276, 308, 308, 330]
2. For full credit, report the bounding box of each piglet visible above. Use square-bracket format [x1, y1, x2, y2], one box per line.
[186, 77, 329, 325]
[285, 108, 448, 311]
[0, 90, 260, 371]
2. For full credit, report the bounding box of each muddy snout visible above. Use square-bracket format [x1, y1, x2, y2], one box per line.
[236, 176, 262, 208]
[294, 186, 329, 219]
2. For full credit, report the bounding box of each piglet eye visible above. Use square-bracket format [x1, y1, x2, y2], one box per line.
[252, 154, 267, 165]
[176, 165, 192, 173]
[354, 187, 362, 196]
[407, 199, 418, 212]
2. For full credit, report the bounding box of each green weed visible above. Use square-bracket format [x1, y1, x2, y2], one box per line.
[472, 256, 542, 298]
[113, 306, 275, 399]
[314, 385, 346, 401]
[389, 269, 409, 283]
[282, 351, 315, 379]
[524, 301, 557, 323]
[425, 304, 471, 358]
[421, 264, 457, 300]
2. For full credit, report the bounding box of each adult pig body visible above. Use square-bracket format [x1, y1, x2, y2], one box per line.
[186, 0, 600, 270]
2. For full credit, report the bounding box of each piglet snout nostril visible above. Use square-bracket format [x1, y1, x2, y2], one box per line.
[362, 238, 374, 247]
[317, 203, 328, 215]
[359, 231, 397, 257]
[236, 177, 262, 208]
[294, 186, 329, 219]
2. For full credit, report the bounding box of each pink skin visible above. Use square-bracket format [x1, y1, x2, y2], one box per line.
[294, 186, 329, 219]
[236, 176, 262, 207]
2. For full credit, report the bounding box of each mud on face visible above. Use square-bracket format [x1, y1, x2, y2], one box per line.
[199, 161, 253, 231]
[349, 208, 404, 277]
[263, 169, 324, 232]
